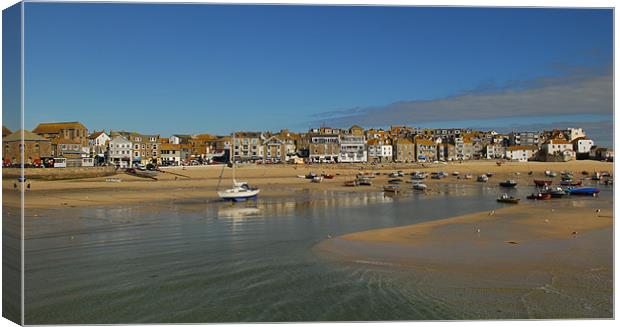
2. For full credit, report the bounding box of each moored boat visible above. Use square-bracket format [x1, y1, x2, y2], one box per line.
[388, 178, 403, 184]
[567, 187, 600, 196]
[412, 183, 427, 191]
[344, 180, 358, 187]
[545, 170, 557, 177]
[477, 175, 488, 182]
[383, 185, 400, 193]
[533, 179, 552, 187]
[217, 133, 260, 202]
[497, 194, 520, 204]
[499, 180, 517, 188]
[357, 178, 373, 186]
[542, 186, 568, 198]
[527, 193, 552, 200]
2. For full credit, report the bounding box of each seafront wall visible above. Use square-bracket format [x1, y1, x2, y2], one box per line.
[2, 166, 117, 180]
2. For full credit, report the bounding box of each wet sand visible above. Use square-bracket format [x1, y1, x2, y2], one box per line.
[315, 198, 613, 318]
[2, 160, 613, 209]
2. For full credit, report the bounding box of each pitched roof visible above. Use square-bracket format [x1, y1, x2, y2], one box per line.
[234, 132, 262, 138]
[32, 122, 87, 134]
[2, 125, 12, 137]
[3, 130, 50, 142]
[89, 131, 107, 139]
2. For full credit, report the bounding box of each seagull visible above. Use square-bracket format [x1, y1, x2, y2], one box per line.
[489, 210, 495, 216]
[327, 234, 332, 239]
[476, 228, 481, 233]
[544, 219, 550, 223]
[595, 209, 601, 213]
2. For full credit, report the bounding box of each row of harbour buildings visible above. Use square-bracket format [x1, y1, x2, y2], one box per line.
[1, 122, 613, 168]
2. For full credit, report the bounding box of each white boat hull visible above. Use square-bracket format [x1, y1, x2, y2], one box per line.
[218, 188, 260, 201]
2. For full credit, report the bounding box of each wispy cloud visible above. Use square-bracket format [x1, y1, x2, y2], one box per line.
[312, 64, 613, 128]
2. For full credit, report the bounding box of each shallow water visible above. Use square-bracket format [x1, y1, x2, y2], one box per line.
[21, 182, 613, 323]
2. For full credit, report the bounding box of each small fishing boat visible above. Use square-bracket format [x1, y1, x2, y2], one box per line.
[357, 178, 373, 186]
[321, 174, 335, 179]
[452, 171, 460, 176]
[305, 172, 318, 179]
[497, 194, 520, 204]
[591, 172, 601, 181]
[411, 172, 427, 180]
[544, 170, 557, 177]
[567, 187, 600, 196]
[499, 180, 517, 188]
[388, 178, 403, 184]
[388, 172, 400, 178]
[311, 176, 323, 183]
[542, 186, 567, 198]
[356, 172, 375, 179]
[533, 179, 552, 187]
[560, 180, 582, 186]
[485, 172, 494, 177]
[527, 193, 552, 200]
[344, 180, 358, 187]
[477, 175, 488, 182]
[412, 183, 427, 191]
[383, 185, 400, 193]
[604, 179, 613, 185]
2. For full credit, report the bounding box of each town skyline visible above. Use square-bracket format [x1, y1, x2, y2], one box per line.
[4, 3, 611, 145]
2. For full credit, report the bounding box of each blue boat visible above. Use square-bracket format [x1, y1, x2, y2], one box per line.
[568, 187, 600, 196]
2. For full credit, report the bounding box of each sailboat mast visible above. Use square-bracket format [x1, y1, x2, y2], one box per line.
[232, 131, 236, 183]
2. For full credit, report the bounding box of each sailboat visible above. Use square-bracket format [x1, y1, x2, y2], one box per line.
[217, 133, 260, 202]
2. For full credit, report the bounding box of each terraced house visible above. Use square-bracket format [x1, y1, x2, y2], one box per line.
[339, 125, 367, 163]
[414, 138, 436, 162]
[233, 132, 264, 162]
[115, 131, 160, 165]
[308, 127, 340, 163]
[262, 134, 297, 164]
[394, 138, 415, 163]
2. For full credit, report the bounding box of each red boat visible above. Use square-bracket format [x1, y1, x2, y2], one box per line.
[322, 174, 335, 179]
[527, 193, 552, 200]
[533, 180, 552, 187]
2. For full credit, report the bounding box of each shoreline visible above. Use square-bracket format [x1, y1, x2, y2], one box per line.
[3, 160, 613, 209]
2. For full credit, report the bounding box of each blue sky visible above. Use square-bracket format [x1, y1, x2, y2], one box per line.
[17, 3, 613, 144]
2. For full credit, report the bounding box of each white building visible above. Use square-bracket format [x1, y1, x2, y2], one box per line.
[542, 139, 574, 155]
[486, 144, 505, 159]
[505, 145, 535, 162]
[108, 135, 133, 168]
[572, 138, 594, 155]
[339, 134, 367, 163]
[367, 139, 392, 163]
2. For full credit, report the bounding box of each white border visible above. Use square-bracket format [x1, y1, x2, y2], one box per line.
[0, 1, 616, 327]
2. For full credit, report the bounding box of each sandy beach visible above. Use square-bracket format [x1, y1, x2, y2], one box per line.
[314, 194, 613, 318]
[2, 160, 613, 209]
